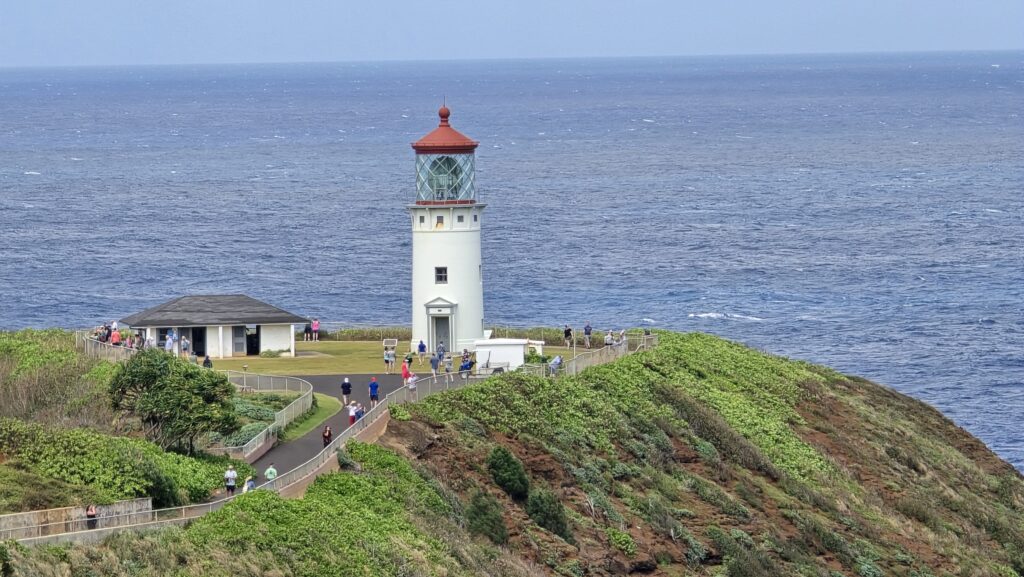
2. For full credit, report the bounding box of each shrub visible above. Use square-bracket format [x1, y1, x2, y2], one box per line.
[465, 491, 508, 544]
[606, 527, 637, 556]
[233, 399, 276, 422]
[0, 418, 250, 506]
[389, 404, 411, 422]
[259, 349, 284, 358]
[526, 488, 572, 542]
[487, 445, 529, 500]
[219, 422, 269, 447]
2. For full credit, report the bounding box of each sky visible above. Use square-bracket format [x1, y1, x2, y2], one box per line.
[1, 0, 1022, 68]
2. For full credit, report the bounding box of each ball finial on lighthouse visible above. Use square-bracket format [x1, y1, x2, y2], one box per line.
[408, 106, 486, 355]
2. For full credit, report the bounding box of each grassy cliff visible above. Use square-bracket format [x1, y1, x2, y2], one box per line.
[4, 331, 1024, 577]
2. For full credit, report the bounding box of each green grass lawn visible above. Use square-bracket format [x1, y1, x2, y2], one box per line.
[214, 340, 580, 376]
[279, 393, 342, 442]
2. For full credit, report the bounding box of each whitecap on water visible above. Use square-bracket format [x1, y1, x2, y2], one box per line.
[23, 171, 40, 175]
[641, 318, 657, 324]
[689, 312, 764, 322]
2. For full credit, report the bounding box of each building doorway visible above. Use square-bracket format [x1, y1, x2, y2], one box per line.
[245, 325, 260, 356]
[432, 316, 451, 353]
[192, 328, 206, 357]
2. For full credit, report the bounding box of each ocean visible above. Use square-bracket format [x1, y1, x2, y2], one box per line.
[1, 53, 1022, 467]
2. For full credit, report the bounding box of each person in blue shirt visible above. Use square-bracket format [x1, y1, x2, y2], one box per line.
[417, 340, 427, 365]
[430, 353, 440, 378]
[368, 376, 380, 408]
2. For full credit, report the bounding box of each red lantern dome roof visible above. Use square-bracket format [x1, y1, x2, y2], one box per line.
[412, 106, 479, 154]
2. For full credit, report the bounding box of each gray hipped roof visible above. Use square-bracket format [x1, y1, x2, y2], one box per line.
[120, 295, 309, 328]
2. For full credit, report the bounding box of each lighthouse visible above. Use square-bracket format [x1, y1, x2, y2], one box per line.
[409, 106, 485, 354]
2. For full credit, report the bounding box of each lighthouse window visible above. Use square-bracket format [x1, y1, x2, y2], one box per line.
[435, 267, 448, 284]
[457, 215, 464, 223]
[473, 214, 478, 222]
[419, 216, 425, 224]
[436, 215, 444, 227]
[427, 156, 461, 200]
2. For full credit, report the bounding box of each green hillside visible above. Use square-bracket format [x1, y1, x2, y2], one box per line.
[4, 331, 1024, 577]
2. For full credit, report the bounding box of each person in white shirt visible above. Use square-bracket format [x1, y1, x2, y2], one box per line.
[407, 373, 418, 401]
[224, 465, 238, 496]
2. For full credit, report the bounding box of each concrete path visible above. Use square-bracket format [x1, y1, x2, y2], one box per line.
[250, 373, 406, 478]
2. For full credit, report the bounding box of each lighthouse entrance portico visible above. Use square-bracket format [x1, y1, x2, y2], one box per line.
[409, 106, 486, 353]
[425, 297, 456, 351]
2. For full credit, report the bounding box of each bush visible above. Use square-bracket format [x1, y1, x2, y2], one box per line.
[0, 418, 251, 507]
[487, 445, 529, 501]
[219, 422, 269, 447]
[466, 491, 508, 544]
[606, 527, 637, 556]
[233, 399, 276, 422]
[389, 404, 411, 422]
[526, 488, 572, 542]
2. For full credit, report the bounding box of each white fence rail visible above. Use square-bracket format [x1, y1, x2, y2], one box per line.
[75, 330, 139, 363]
[18, 331, 660, 544]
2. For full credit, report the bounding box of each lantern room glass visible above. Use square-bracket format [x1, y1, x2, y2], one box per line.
[416, 153, 476, 202]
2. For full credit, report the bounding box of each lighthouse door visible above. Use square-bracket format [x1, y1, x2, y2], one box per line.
[432, 316, 451, 354]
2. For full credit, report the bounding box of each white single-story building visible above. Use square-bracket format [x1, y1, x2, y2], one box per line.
[473, 338, 534, 371]
[120, 294, 308, 359]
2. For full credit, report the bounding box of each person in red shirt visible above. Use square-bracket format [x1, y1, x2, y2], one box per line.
[110, 329, 121, 346]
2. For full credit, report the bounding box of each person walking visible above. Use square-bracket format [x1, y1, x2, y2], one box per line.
[347, 401, 358, 426]
[181, 336, 190, 358]
[407, 373, 418, 401]
[322, 425, 333, 447]
[417, 340, 427, 365]
[563, 324, 573, 347]
[401, 359, 411, 386]
[203, 355, 213, 369]
[436, 340, 446, 361]
[604, 331, 614, 347]
[341, 377, 352, 405]
[264, 463, 277, 482]
[355, 403, 365, 421]
[85, 504, 98, 530]
[224, 465, 238, 496]
[303, 322, 312, 341]
[311, 318, 320, 342]
[583, 321, 593, 349]
[430, 353, 440, 379]
[383, 347, 392, 374]
[368, 377, 380, 408]
[443, 354, 454, 384]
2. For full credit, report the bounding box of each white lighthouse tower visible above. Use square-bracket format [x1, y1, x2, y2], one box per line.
[409, 106, 485, 354]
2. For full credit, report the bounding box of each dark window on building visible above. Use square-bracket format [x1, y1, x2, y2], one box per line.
[419, 215, 425, 224]
[457, 215, 464, 223]
[435, 267, 448, 284]
[436, 215, 444, 227]
[473, 214, 478, 222]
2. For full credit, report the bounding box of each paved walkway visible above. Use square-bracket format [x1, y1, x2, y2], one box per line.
[250, 373, 406, 478]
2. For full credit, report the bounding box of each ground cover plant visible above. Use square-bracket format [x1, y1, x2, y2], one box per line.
[4, 443, 533, 577]
[0, 418, 252, 507]
[0, 329, 116, 431]
[8, 331, 1024, 577]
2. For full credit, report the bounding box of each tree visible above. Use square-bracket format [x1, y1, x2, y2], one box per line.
[109, 349, 238, 453]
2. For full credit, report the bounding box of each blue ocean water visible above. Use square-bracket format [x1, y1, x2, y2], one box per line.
[1, 53, 1022, 466]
